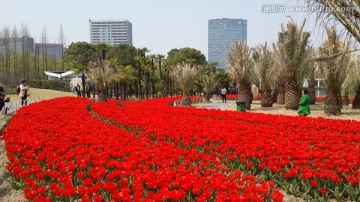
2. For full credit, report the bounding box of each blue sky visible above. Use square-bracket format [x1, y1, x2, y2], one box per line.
[1, 0, 329, 59]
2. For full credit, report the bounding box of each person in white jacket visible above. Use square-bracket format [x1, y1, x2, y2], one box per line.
[19, 80, 29, 106]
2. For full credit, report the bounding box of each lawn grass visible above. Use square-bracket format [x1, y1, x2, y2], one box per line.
[5, 88, 76, 103]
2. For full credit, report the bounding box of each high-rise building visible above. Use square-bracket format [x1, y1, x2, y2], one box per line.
[89, 19, 132, 46]
[0, 36, 34, 53]
[208, 18, 247, 70]
[35, 43, 65, 59]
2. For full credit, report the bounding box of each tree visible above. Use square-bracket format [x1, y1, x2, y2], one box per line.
[227, 41, 255, 110]
[253, 42, 275, 107]
[21, 24, 31, 81]
[65, 42, 98, 68]
[65, 41, 98, 96]
[170, 63, 198, 106]
[58, 24, 66, 72]
[108, 44, 137, 67]
[274, 20, 311, 110]
[346, 55, 360, 108]
[305, 0, 360, 43]
[167, 47, 207, 66]
[11, 26, 18, 81]
[199, 62, 218, 102]
[154, 54, 166, 95]
[214, 69, 231, 94]
[1, 26, 11, 84]
[108, 44, 138, 99]
[134, 48, 149, 99]
[41, 25, 48, 76]
[318, 27, 351, 115]
[88, 60, 115, 102]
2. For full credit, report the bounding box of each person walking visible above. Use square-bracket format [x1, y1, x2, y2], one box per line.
[19, 80, 29, 106]
[76, 83, 81, 97]
[298, 89, 311, 116]
[220, 87, 227, 103]
[86, 83, 92, 98]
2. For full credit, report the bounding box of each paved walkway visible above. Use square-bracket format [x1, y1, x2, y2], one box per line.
[194, 98, 236, 110]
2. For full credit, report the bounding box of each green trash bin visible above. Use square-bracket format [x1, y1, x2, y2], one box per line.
[236, 101, 246, 112]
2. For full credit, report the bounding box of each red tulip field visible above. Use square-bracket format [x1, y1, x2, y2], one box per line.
[2, 97, 360, 201]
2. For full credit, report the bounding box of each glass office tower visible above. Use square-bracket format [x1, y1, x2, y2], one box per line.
[208, 18, 247, 70]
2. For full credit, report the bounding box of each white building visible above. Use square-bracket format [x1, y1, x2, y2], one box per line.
[89, 19, 132, 46]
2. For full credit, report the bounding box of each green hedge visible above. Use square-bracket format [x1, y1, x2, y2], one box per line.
[30, 80, 71, 92]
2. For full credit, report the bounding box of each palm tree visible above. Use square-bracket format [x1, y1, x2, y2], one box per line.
[253, 42, 274, 107]
[305, 0, 360, 43]
[134, 48, 149, 99]
[318, 28, 351, 115]
[268, 50, 285, 105]
[154, 54, 165, 96]
[227, 41, 254, 110]
[199, 62, 218, 102]
[87, 60, 115, 102]
[348, 55, 360, 109]
[274, 20, 311, 110]
[275, 79, 286, 105]
[170, 63, 198, 106]
[304, 47, 317, 105]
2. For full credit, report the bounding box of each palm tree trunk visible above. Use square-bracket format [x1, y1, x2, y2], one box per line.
[272, 88, 278, 103]
[277, 85, 285, 105]
[342, 95, 349, 106]
[180, 94, 191, 106]
[249, 90, 253, 105]
[324, 89, 342, 115]
[285, 78, 300, 110]
[81, 72, 86, 97]
[308, 85, 316, 105]
[204, 92, 211, 102]
[261, 90, 273, 107]
[352, 88, 360, 109]
[238, 83, 252, 110]
[145, 71, 149, 99]
[98, 90, 107, 102]
[137, 65, 142, 98]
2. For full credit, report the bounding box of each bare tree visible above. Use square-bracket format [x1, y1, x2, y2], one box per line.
[11, 26, 19, 81]
[41, 25, 48, 77]
[2, 26, 11, 84]
[21, 24, 31, 81]
[58, 24, 66, 72]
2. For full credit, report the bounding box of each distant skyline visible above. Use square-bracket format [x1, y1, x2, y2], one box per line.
[0, 0, 336, 59]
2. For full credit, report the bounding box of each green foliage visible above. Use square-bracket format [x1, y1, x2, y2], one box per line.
[64, 42, 98, 70]
[0, 84, 17, 95]
[167, 47, 207, 66]
[31, 80, 72, 92]
[214, 69, 230, 89]
[198, 62, 218, 96]
[108, 44, 137, 67]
